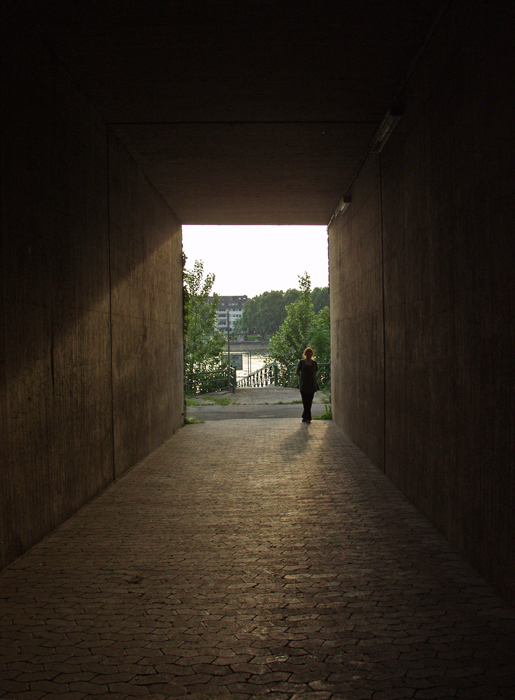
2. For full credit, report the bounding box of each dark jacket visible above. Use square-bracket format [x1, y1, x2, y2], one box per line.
[296, 359, 318, 392]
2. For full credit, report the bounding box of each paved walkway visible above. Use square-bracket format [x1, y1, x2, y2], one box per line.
[187, 386, 330, 405]
[1, 415, 514, 700]
[186, 387, 330, 422]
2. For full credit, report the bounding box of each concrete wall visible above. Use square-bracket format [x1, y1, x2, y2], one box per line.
[330, 158, 385, 472]
[330, 2, 515, 603]
[1, 18, 183, 568]
[109, 138, 184, 477]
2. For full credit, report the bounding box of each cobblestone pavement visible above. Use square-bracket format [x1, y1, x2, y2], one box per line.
[1, 418, 514, 700]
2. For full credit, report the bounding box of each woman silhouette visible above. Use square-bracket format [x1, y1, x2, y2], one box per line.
[296, 347, 318, 423]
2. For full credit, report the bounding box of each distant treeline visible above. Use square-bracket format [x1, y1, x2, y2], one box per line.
[234, 287, 328, 339]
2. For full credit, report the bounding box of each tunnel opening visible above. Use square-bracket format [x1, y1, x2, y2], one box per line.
[182, 224, 330, 387]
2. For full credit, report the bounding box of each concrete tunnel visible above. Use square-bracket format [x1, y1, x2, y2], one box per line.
[1, 1, 514, 606]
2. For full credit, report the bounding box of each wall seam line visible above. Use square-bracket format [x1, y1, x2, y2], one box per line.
[379, 156, 387, 475]
[106, 127, 116, 483]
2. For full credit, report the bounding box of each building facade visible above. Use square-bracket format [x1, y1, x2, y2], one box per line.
[215, 296, 247, 333]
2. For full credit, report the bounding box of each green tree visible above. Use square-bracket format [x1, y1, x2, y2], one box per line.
[256, 290, 288, 338]
[236, 289, 290, 339]
[268, 273, 315, 370]
[236, 285, 329, 341]
[183, 260, 226, 374]
[234, 297, 258, 336]
[312, 286, 329, 313]
[309, 305, 330, 364]
[284, 288, 301, 306]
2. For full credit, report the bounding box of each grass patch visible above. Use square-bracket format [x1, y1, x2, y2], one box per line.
[313, 403, 333, 420]
[211, 396, 233, 405]
[184, 416, 204, 424]
[185, 395, 233, 406]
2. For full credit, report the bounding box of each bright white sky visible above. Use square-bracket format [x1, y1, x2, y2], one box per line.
[182, 225, 329, 298]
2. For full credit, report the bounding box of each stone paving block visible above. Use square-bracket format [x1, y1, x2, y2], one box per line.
[103, 682, 150, 695]
[1, 418, 515, 699]
[0, 693, 47, 700]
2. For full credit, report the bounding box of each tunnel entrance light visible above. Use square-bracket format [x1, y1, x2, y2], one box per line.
[329, 194, 352, 226]
[370, 105, 403, 153]
[334, 194, 352, 216]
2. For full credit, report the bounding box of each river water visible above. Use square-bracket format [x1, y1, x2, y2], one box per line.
[230, 352, 269, 381]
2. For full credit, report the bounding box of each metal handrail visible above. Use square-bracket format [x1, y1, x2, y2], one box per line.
[235, 360, 330, 390]
[185, 367, 236, 395]
[237, 362, 278, 388]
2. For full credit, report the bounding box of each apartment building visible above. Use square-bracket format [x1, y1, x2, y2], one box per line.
[215, 296, 247, 333]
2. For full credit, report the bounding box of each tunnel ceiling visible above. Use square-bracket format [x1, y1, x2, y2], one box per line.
[26, 0, 447, 225]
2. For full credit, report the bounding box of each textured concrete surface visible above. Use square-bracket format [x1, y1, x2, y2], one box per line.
[1, 23, 184, 570]
[329, 156, 384, 472]
[328, 2, 515, 604]
[109, 134, 184, 478]
[0, 21, 113, 569]
[11, 1, 449, 225]
[1, 418, 514, 700]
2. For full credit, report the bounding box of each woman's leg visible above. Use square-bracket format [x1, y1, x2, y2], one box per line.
[305, 391, 314, 421]
[300, 391, 314, 421]
[300, 391, 308, 420]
